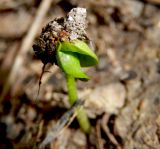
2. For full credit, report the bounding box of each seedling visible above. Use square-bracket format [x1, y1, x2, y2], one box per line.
[33, 8, 98, 134]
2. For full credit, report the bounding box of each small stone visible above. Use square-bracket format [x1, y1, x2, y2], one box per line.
[0, 10, 32, 38]
[146, 27, 160, 47]
[71, 130, 86, 146]
[120, 0, 144, 22]
[85, 82, 126, 118]
[27, 107, 37, 121]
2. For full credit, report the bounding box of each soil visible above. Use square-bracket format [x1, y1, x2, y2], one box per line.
[0, 0, 160, 149]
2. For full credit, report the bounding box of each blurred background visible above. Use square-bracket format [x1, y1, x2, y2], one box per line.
[0, 0, 160, 148]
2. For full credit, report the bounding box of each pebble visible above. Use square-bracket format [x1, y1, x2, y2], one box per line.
[0, 10, 32, 38]
[85, 82, 126, 118]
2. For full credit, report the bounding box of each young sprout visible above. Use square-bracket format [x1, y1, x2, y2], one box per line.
[33, 8, 98, 134]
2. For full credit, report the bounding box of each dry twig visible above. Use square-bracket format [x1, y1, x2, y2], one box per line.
[101, 114, 122, 149]
[96, 120, 104, 149]
[39, 99, 84, 148]
[0, 0, 53, 103]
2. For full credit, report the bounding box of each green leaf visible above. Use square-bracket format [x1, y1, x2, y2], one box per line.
[56, 43, 89, 80]
[60, 40, 98, 67]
